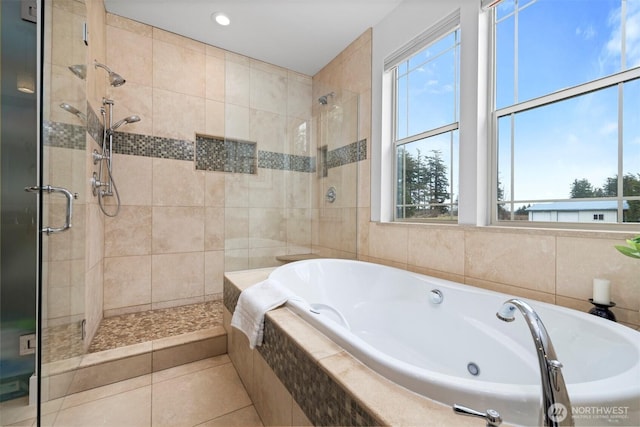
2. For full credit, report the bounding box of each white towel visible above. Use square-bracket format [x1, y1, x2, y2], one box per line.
[231, 279, 294, 349]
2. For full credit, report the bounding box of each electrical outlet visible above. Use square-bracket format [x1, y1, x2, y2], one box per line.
[19, 334, 36, 355]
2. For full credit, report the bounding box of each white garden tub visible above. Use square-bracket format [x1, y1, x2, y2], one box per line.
[269, 259, 640, 426]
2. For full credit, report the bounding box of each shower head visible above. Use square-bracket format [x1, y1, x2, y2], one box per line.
[59, 102, 86, 122]
[68, 64, 87, 80]
[94, 60, 126, 87]
[318, 92, 335, 105]
[110, 115, 140, 132]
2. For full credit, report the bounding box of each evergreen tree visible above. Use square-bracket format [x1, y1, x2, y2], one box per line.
[396, 149, 420, 218]
[497, 177, 509, 219]
[425, 150, 450, 216]
[602, 174, 640, 222]
[570, 178, 595, 198]
[396, 148, 450, 218]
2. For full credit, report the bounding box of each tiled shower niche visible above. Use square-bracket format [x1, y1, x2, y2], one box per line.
[196, 134, 257, 174]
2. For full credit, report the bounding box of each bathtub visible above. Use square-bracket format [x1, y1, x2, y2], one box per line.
[268, 259, 640, 427]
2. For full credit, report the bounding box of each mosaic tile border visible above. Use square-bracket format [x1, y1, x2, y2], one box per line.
[327, 139, 367, 169]
[112, 130, 366, 172]
[223, 279, 240, 315]
[260, 317, 380, 426]
[112, 132, 195, 161]
[45, 114, 367, 174]
[258, 150, 315, 173]
[42, 121, 86, 150]
[223, 280, 379, 426]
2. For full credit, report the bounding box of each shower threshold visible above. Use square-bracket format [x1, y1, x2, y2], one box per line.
[41, 300, 227, 401]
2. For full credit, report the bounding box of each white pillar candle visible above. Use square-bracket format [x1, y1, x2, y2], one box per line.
[592, 278, 611, 305]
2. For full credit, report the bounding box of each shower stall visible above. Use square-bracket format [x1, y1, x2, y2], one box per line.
[222, 83, 361, 271]
[312, 88, 361, 259]
[0, 0, 362, 423]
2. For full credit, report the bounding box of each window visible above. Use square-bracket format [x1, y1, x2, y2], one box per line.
[493, 0, 640, 225]
[389, 13, 460, 221]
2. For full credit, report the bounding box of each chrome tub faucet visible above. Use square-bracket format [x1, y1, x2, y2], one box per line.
[496, 298, 574, 426]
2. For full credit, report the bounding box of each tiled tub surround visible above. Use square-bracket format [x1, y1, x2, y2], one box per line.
[223, 269, 481, 427]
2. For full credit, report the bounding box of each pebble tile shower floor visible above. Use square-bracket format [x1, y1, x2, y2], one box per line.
[88, 300, 224, 352]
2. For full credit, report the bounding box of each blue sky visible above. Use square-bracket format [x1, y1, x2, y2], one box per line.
[496, 0, 640, 204]
[396, 0, 639, 210]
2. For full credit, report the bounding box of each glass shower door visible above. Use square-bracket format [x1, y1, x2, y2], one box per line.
[313, 89, 360, 258]
[38, 0, 87, 403]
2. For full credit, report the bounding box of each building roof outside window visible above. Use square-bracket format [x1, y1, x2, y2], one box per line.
[526, 201, 629, 212]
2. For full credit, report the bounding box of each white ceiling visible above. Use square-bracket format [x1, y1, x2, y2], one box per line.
[103, 0, 403, 76]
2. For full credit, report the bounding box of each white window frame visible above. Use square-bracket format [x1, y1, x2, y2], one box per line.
[489, 0, 640, 229]
[385, 10, 461, 223]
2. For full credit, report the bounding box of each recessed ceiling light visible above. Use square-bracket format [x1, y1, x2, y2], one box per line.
[211, 12, 230, 26]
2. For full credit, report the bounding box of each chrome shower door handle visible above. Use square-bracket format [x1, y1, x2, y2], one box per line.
[25, 185, 74, 234]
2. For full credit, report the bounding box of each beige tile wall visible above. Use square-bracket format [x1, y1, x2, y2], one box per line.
[360, 223, 640, 329]
[311, 29, 372, 259]
[101, 13, 314, 315]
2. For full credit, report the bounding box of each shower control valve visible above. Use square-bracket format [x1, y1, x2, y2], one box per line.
[326, 186, 337, 203]
[91, 172, 110, 197]
[92, 149, 108, 164]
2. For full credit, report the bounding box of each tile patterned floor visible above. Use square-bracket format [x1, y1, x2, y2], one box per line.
[42, 301, 224, 363]
[88, 301, 224, 353]
[41, 322, 85, 364]
[1, 355, 264, 427]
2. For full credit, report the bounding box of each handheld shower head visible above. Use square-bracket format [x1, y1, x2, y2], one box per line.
[59, 103, 87, 122]
[68, 64, 87, 80]
[94, 60, 126, 87]
[110, 115, 140, 132]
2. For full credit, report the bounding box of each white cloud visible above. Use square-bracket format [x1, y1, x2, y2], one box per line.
[602, 0, 640, 69]
[576, 24, 596, 40]
[599, 121, 619, 136]
[625, 1, 640, 67]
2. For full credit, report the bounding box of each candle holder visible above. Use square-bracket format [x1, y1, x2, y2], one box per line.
[588, 299, 617, 322]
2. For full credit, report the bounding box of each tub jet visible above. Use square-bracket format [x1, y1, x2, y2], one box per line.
[467, 362, 480, 376]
